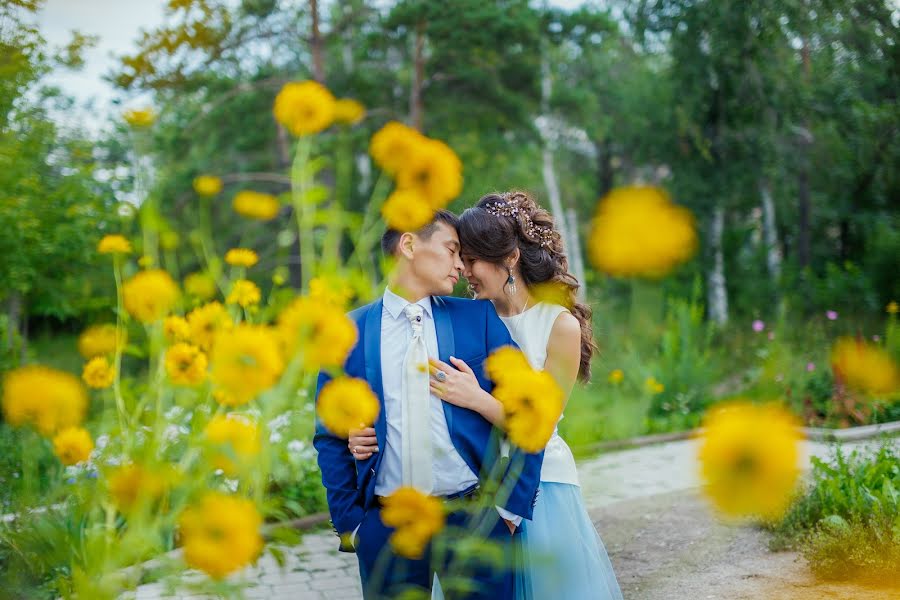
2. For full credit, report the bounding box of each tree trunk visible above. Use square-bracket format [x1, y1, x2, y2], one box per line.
[707, 206, 729, 325]
[410, 21, 425, 131]
[6, 292, 20, 353]
[760, 177, 781, 282]
[565, 208, 587, 302]
[310, 0, 325, 83]
[596, 138, 614, 198]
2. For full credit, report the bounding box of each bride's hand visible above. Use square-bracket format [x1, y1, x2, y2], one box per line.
[347, 427, 378, 461]
[429, 357, 485, 411]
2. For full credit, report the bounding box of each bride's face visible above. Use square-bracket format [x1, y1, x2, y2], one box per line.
[461, 254, 509, 301]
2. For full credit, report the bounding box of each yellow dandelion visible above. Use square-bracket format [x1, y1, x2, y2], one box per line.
[588, 186, 698, 278]
[232, 190, 280, 221]
[226, 279, 261, 308]
[369, 121, 426, 175]
[193, 175, 223, 197]
[163, 315, 191, 344]
[308, 276, 353, 309]
[107, 463, 169, 513]
[186, 301, 232, 352]
[160, 230, 180, 250]
[178, 492, 263, 579]
[165, 343, 208, 386]
[210, 325, 284, 405]
[225, 248, 259, 268]
[608, 369, 624, 385]
[204, 414, 260, 475]
[645, 376, 665, 394]
[887, 301, 899, 315]
[317, 377, 380, 438]
[123, 107, 155, 128]
[97, 234, 132, 255]
[491, 369, 564, 453]
[333, 98, 366, 125]
[698, 401, 802, 521]
[485, 346, 533, 385]
[123, 269, 180, 323]
[82, 356, 115, 389]
[2, 366, 88, 436]
[52, 427, 94, 466]
[395, 138, 463, 208]
[277, 296, 358, 370]
[273, 80, 336, 137]
[77, 324, 126, 359]
[212, 389, 242, 408]
[831, 337, 900, 397]
[137, 255, 154, 268]
[380, 487, 446, 559]
[381, 189, 436, 233]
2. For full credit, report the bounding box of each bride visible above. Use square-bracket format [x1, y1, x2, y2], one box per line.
[349, 191, 622, 599]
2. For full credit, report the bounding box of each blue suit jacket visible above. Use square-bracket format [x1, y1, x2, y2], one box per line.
[313, 296, 544, 549]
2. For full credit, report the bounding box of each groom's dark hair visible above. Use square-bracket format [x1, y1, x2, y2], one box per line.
[381, 209, 459, 256]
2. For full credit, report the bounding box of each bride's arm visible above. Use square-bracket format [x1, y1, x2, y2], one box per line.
[429, 357, 506, 427]
[543, 311, 582, 409]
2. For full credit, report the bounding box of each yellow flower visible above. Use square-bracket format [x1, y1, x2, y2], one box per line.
[491, 369, 564, 453]
[484, 346, 532, 385]
[395, 138, 463, 208]
[2, 366, 88, 436]
[204, 414, 261, 475]
[830, 337, 900, 396]
[184, 272, 218, 301]
[273, 80, 336, 136]
[210, 325, 284, 405]
[645, 376, 665, 394]
[308, 276, 353, 309]
[97, 234, 132, 254]
[137, 255, 154, 268]
[193, 175, 223, 197]
[370, 121, 426, 175]
[225, 248, 259, 268]
[317, 377, 380, 438]
[52, 427, 94, 466]
[160, 230, 180, 250]
[123, 269, 180, 323]
[107, 463, 169, 513]
[380, 487, 445, 559]
[226, 279, 261, 308]
[381, 189, 436, 232]
[333, 98, 366, 125]
[232, 190, 280, 221]
[178, 492, 263, 579]
[123, 107, 155, 128]
[698, 401, 802, 521]
[608, 369, 624, 385]
[588, 186, 698, 278]
[165, 343, 208, 386]
[887, 301, 899, 315]
[77, 324, 126, 359]
[212, 389, 242, 408]
[277, 296, 358, 369]
[164, 315, 191, 344]
[186, 301, 232, 352]
[82, 356, 115, 389]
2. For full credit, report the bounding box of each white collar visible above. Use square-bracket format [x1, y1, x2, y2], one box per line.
[383, 287, 433, 320]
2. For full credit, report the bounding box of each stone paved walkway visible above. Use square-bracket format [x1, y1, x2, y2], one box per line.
[128, 437, 882, 600]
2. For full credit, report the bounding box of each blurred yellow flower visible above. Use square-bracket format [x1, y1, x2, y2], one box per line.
[107, 463, 168, 513]
[492, 369, 564, 453]
[698, 401, 801, 521]
[333, 98, 366, 125]
[277, 297, 358, 369]
[193, 175, 223, 197]
[273, 80, 336, 136]
[232, 190, 280, 221]
[225, 248, 259, 268]
[608, 369, 624, 385]
[380, 487, 445, 559]
[77, 324, 126, 359]
[645, 376, 664, 394]
[830, 337, 900, 396]
[186, 301, 232, 351]
[163, 315, 191, 344]
[588, 186, 698, 278]
[123, 269, 180, 323]
[184, 272, 218, 301]
[2, 365, 88, 436]
[160, 230, 180, 250]
[369, 121, 425, 175]
[226, 279, 261, 308]
[210, 325, 284, 405]
[178, 492, 263, 579]
[137, 256, 154, 268]
[317, 377, 380, 438]
[485, 346, 532, 384]
[97, 234, 132, 254]
[381, 189, 435, 232]
[165, 343, 208, 386]
[395, 138, 463, 208]
[887, 301, 899, 315]
[204, 414, 260, 475]
[309, 276, 353, 309]
[123, 107, 155, 128]
[52, 427, 94, 466]
[82, 356, 115, 389]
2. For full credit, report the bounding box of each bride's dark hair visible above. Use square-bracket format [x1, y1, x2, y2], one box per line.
[457, 190, 596, 382]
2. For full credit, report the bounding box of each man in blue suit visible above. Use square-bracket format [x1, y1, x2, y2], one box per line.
[314, 210, 543, 599]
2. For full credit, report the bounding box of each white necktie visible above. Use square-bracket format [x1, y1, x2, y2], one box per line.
[401, 303, 434, 493]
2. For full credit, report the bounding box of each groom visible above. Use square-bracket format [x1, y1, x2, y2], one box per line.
[313, 210, 543, 599]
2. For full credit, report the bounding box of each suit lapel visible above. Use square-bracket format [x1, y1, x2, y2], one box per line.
[364, 299, 387, 446]
[432, 296, 456, 434]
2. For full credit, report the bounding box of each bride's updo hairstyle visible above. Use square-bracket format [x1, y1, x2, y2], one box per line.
[458, 190, 596, 382]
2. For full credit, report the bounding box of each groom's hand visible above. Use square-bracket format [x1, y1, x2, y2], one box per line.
[348, 427, 378, 460]
[503, 518, 516, 535]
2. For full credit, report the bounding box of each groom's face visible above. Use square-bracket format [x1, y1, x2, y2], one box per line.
[408, 222, 463, 296]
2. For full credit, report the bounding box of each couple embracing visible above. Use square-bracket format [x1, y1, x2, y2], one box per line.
[314, 191, 623, 599]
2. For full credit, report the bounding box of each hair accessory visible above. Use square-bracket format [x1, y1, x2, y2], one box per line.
[484, 193, 557, 249]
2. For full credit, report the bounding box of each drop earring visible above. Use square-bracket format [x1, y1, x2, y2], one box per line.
[506, 270, 517, 296]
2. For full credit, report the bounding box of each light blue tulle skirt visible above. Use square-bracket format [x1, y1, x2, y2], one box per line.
[433, 482, 622, 599]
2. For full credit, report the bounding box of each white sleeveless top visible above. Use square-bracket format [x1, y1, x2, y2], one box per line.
[500, 302, 580, 486]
